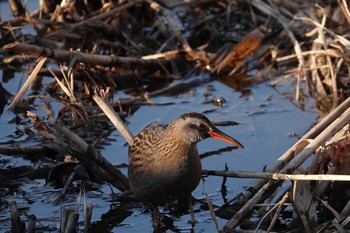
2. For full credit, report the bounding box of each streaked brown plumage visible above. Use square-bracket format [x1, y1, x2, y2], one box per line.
[128, 112, 243, 227]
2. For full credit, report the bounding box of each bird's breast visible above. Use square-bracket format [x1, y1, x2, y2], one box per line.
[128, 142, 202, 202]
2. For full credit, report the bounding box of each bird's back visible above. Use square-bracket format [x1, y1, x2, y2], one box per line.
[129, 122, 167, 158]
[128, 122, 167, 201]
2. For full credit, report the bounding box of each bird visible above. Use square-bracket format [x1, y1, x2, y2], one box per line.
[128, 112, 243, 227]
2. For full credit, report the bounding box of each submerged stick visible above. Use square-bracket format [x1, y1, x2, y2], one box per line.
[65, 212, 79, 233]
[61, 208, 78, 233]
[84, 204, 93, 233]
[205, 193, 220, 233]
[27, 215, 36, 233]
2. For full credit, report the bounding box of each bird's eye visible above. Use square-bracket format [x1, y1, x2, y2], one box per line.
[198, 123, 206, 130]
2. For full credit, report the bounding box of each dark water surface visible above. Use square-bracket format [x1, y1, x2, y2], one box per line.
[0, 67, 317, 232]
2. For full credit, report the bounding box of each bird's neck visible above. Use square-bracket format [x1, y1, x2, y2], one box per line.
[160, 128, 197, 154]
[163, 126, 192, 145]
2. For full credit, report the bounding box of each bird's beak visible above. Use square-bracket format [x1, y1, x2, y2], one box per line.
[208, 128, 244, 148]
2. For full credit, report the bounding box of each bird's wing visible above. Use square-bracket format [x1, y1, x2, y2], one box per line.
[134, 122, 167, 143]
[128, 122, 167, 172]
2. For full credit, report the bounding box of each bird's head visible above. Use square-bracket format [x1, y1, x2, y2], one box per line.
[170, 112, 244, 148]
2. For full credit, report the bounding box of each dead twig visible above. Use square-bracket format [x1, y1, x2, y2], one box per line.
[93, 89, 134, 145]
[266, 193, 289, 232]
[8, 57, 47, 110]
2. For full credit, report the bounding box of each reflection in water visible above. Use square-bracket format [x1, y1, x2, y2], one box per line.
[90, 202, 133, 232]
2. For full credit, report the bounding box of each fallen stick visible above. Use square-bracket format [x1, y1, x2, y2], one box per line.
[0, 145, 48, 156]
[3, 42, 168, 69]
[205, 193, 220, 233]
[93, 90, 134, 145]
[203, 169, 350, 181]
[8, 57, 47, 110]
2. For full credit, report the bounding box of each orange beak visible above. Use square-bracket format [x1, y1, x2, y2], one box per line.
[208, 129, 244, 149]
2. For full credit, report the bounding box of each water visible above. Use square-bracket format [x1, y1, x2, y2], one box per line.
[1, 69, 319, 232]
